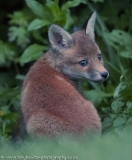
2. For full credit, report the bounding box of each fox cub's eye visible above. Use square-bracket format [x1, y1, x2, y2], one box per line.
[79, 60, 88, 67]
[98, 54, 102, 60]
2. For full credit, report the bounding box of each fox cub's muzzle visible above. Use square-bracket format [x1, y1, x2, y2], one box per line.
[97, 70, 109, 82]
[100, 71, 109, 79]
[88, 69, 109, 82]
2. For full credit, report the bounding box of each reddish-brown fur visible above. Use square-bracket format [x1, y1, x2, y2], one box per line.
[13, 13, 109, 140]
[21, 52, 101, 137]
[21, 31, 107, 138]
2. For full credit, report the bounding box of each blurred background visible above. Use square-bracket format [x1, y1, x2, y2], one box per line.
[0, 0, 132, 141]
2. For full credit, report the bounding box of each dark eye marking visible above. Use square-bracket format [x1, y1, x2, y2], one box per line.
[79, 60, 88, 67]
[98, 54, 102, 60]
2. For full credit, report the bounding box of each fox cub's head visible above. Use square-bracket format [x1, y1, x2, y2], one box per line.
[48, 12, 109, 82]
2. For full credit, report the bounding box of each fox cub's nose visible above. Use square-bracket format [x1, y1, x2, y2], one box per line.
[101, 71, 109, 79]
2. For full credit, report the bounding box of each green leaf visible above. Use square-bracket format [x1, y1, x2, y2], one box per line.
[114, 81, 126, 98]
[109, 114, 116, 120]
[0, 40, 15, 67]
[83, 89, 112, 106]
[104, 30, 132, 59]
[8, 26, 30, 48]
[61, 0, 87, 29]
[61, 0, 86, 11]
[45, 0, 60, 19]
[15, 74, 25, 81]
[103, 117, 112, 128]
[102, 107, 111, 114]
[127, 117, 132, 123]
[91, 0, 104, 2]
[126, 101, 132, 108]
[32, 31, 45, 43]
[20, 44, 48, 66]
[8, 11, 30, 27]
[127, 117, 132, 124]
[113, 117, 126, 127]
[111, 100, 124, 113]
[118, 82, 132, 102]
[0, 87, 20, 109]
[25, 0, 45, 18]
[28, 19, 50, 31]
[4, 113, 18, 122]
[125, 101, 132, 113]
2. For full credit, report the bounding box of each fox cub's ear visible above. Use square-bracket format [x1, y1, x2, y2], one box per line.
[86, 11, 96, 41]
[48, 24, 73, 52]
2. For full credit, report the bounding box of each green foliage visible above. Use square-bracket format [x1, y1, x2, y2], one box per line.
[1, 131, 132, 160]
[0, 87, 20, 139]
[104, 30, 132, 59]
[0, 0, 132, 146]
[19, 44, 48, 66]
[28, 19, 50, 31]
[0, 41, 15, 67]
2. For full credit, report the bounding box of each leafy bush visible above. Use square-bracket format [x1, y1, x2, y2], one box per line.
[0, 0, 132, 142]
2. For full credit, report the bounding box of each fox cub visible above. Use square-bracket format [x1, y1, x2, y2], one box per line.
[13, 12, 109, 140]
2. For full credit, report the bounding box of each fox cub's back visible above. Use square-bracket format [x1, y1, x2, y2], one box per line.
[13, 12, 109, 140]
